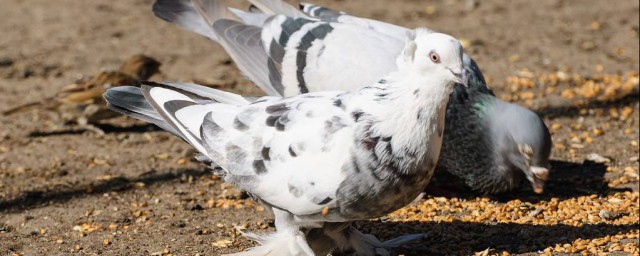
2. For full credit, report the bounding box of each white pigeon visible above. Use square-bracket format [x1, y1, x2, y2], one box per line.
[151, 0, 552, 194]
[104, 30, 466, 255]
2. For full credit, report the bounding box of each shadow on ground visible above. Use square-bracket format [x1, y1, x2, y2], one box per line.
[0, 168, 209, 213]
[27, 123, 160, 137]
[427, 159, 630, 203]
[353, 220, 637, 255]
[3, 159, 621, 213]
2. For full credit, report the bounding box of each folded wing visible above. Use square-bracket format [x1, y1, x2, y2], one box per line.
[108, 82, 356, 216]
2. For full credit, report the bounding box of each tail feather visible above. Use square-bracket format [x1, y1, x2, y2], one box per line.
[158, 81, 250, 105]
[104, 82, 213, 156]
[135, 82, 256, 169]
[103, 86, 180, 136]
[152, 0, 239, 41]
[103, 81, 257, 168]
[138, 84, 213, 156]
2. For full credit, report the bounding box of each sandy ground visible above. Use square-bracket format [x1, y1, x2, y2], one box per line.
[0, 0, 638, 255]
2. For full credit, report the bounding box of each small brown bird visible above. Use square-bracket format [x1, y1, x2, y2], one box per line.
[2, 54, 161, 133]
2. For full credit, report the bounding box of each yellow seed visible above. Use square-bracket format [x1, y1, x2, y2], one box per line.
[424, 6, 437, 15]
[592, 128, 604, 136]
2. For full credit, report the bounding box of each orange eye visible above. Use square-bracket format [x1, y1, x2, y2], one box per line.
[429, 51, 440, 63]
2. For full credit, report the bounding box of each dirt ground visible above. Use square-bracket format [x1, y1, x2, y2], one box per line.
[0, 0, 638, 255]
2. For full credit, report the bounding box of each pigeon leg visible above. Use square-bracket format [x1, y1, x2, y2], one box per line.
[313, 223, 424, 256]
[272, 208, 316, 256]
[226, 208, 315, 256]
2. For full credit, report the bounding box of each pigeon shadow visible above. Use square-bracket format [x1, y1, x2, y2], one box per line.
[95, 123, 162, 133]
[27, 123, 160, 137]
[426, 160, 629, 203]
[535, 89, 639, 119]
[0, 168, 209, 214]
[27, 129, 87, 137]
[352, 220, 638, 255]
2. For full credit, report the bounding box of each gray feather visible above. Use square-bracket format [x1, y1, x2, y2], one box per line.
[103, 86, 180, 136]
[152, 0, 238, 41]
[248, 0, 307, 18]
[229, 7, 270, 26]
[212, 19, 285, 96]
[299, 3, 343, 21]
[149, 0, 552, 196]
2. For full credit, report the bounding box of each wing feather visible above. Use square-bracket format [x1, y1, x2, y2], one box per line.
[115, 82, 355, 216]
[247, 0, 307, 18]
[141, 85, 211, 154]
[152, 0, 239, 41]
[213, 19, 285, 96]
[103, 86, 180, 136]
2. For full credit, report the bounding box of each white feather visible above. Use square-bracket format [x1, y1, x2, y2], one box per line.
[143, 86, 211, 155]
[293, 23, 404, 94]
[163, 82, 250, 105]
[229, 7, 270, 26]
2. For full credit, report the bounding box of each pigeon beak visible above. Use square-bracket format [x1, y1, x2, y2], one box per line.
[530, 166, 549, 194]
[449, 67, 467, 87]
[532, 181, 544, 194]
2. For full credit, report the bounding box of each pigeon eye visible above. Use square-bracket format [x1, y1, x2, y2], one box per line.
[429, 51, 440, 63]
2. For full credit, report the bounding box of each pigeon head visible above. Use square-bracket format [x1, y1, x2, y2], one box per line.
[398, 30, 467, 86]
[493, 102, 552, 194]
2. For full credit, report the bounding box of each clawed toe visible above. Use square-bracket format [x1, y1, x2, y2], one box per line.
[342, 228, 424, 256]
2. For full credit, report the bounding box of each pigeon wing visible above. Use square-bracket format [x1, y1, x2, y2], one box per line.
[215, 14, 403, 96]
[139, 83, 356, 216]
[298, 2, 409, 40]
[212, 19, 285, 96]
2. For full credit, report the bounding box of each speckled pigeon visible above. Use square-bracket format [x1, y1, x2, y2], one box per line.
[151, 0, 552, 194]
[105, 31, 466, 255]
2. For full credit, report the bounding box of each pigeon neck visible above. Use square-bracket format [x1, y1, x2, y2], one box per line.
[471, 94, 497, 120]
[360, 70, 453, 123]
[352, 70, 454, 175]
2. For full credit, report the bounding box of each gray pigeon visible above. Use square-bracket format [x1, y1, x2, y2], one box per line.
[105, 31, 466, 255]
[151, 0, 552, 194]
